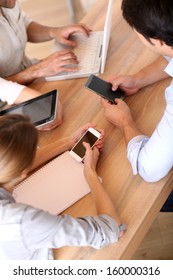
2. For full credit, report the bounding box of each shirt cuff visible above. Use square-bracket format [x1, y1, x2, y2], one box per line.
[127, 135, 149, 175]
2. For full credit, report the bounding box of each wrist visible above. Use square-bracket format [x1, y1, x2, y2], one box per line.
[84, 166, 98, 182]
[119, 114, 135, 134]
[26, 64, 41, 80]
[48, 27, 58, 40]
[122, 119, 142, 144]
[133, 72, 144, 90]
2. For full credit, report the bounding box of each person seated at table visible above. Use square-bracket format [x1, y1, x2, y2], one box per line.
[0, 115, 126, 260]
[101, 0, 173, 209]
[0, 0, 91, 85]
[0, 77, 62, 130]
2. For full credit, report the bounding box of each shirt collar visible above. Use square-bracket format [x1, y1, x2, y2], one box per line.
[164, 56, 173, 77]
[0, 187, 15, 202]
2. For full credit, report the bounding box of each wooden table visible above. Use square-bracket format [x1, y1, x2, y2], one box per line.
[30, 0, 173, 259]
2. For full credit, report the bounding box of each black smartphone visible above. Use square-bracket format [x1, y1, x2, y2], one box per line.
[0, 90, 58, 128]
[85, 74, 125, 103]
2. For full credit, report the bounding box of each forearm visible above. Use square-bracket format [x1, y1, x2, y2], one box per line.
[85, 169, 121, 225]
[15, 86, 42, 103]
[27, 21, 55, 43]
[6, 64, 43, 85]
[122, 120, 143, 146]
[134, 56, 169, 89]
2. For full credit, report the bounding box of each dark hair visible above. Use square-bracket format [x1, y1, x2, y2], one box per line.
[121, 0, 173, 47]
[0, 115, 38, 185]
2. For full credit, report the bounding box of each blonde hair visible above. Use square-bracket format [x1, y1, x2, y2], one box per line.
[0, 115, 38, 185]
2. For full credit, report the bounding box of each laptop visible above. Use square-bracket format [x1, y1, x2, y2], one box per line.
[45, 0, 113, 81]
[0, 89, 58, 129]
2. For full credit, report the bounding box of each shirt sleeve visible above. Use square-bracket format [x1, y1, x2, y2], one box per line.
[127, 84, 173, 182]
[0, 78, 25, 104]
[19, 1, 33, 29]
[21, 205, 122, 250]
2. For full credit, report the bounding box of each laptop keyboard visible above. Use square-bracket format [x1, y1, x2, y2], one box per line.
[70, 31, 104, 73]
[46, 31, 104, 80]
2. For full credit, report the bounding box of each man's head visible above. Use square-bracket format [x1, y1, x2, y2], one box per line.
[122, 0, 173, 48]
[0, 0, 16, 9]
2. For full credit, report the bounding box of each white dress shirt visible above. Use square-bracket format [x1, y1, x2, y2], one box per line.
[127, 57, 173, 182]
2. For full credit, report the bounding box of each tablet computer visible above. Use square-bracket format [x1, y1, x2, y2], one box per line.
[0, 89, 58, 128]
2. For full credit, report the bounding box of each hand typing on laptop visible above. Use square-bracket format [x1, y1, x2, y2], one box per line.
[28, 24, 92, 78]
[49, 23, 91, 47]
[46, 0, 113, 81]
[0, 0, 92, 85]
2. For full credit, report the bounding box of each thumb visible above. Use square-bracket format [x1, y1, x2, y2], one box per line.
[82, 141, 91, 150]
[101, 97, 111, 108]
[60, 37, 76, 47]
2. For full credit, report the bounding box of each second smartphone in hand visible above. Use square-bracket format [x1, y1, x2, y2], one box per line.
[69, 127, 101, 162]
[85, 74, 125, 103]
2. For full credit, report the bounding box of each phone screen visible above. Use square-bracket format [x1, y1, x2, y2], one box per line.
[85, 74, 125, 103]
[72, 130, 98, 158]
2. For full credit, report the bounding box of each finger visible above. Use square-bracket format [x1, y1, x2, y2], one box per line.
[59, 66, 78, 72]
[72, 23, 91, 37]
[60, 55, 78, 62]
[63, 25, 91, 46]
[76, 123, 96, 140]
[114, 98, 123, 104]
[82, 141, 91, 151]
[92, 146, 100, 157]
[78, 23, 92, 35]
[99, 128, 104, 137]
[57, 51, 78, 59]
[59, 59, 79, 67]
[111, 76, 125, 91]
[53, 50, 75, 57]
[81, 123, 96, 131]
[100, 97, 111, 108]
[60, 38, 77, 47]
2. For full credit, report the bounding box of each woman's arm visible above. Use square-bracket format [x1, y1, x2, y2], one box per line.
[83, 142, 124, 231]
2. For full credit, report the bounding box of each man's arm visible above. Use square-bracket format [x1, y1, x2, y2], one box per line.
[101, 98, 143, 145]
[109, 56, 170, 95]
[132, 56, 170, 90]
[5, 50, 79, 85]
[26, 22, 91, 45]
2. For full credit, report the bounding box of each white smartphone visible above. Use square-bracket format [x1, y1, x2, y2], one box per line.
[69, 127, 101, 162]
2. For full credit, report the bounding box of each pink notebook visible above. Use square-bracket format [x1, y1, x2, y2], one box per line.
[12, 151, 90, 215]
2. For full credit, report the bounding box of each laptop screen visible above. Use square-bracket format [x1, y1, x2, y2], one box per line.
[101, 0, 113, 73]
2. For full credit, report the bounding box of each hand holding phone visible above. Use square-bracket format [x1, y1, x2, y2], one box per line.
[69, 127, 101, 162]
[85, 74, 125, 103]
